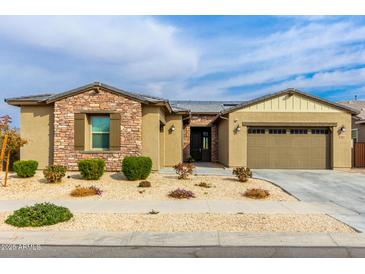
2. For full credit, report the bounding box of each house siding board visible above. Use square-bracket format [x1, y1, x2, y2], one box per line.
[238, 94, 342, 113]
[53, 88, 142, 171]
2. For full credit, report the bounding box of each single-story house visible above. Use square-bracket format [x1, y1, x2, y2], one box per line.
[338, 100, 365, 143]
[5, 82, 359, 171]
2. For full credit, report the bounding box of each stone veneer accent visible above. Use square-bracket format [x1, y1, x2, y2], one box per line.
[183, 114, 218, 162]
[53, 88, 142, 171]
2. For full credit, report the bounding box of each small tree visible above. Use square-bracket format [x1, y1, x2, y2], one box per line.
[0, 115, 27, 186]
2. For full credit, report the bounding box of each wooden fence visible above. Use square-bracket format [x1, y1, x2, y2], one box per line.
[354, 142, 365, 168]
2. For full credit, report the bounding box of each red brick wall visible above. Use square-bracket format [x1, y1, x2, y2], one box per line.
[183, 114, 218, 162]
[53, 88, 142, 171]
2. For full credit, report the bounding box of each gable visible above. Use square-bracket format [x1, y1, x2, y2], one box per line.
[234, 93, 343, 113]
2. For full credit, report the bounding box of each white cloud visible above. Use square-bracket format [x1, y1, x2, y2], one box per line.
[1, 16, 365, 107]
[0, 16, 199, 82]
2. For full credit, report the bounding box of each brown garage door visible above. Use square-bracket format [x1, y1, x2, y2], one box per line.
[247, 127, 331, 169]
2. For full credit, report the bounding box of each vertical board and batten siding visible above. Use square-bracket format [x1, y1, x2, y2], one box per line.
[354, 143, 365, 167]
[237, 94, 341, 112]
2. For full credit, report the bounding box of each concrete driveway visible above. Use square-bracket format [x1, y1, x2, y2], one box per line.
[253, 169, 365, 232]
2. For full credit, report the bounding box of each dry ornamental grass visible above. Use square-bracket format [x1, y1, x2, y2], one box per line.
[243, 188, 270, 199]
[70, 185, 103, 197]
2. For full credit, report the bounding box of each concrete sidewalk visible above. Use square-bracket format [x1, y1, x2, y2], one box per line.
[2, 231, 365, 247]
[0, 199, 355, 215]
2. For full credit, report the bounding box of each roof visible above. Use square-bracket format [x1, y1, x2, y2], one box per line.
[337, 100, 365, 121]
[218, 88, 360, 116]
[5, 82, 173, 112]
[5, 84, 359, 117]
[170, 100, 244, 114]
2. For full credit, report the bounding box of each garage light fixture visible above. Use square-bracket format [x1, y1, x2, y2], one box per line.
[169, 125, 176, 134]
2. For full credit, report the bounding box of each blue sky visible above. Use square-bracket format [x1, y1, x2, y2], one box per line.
[1, 16, 365, 126]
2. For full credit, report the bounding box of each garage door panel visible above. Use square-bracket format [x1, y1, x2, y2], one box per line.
[247, 127, 330, 169]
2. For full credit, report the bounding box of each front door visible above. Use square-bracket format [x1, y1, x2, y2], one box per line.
[190, 127, 211, 162]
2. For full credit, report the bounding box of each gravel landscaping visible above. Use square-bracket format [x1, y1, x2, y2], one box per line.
[0, 212, 354, 233]
[0, 171, 295, 201]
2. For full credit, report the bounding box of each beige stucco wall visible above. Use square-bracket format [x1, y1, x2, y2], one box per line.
[164, 114, 183, 166]
[142, 106, 182, 169]
[159, 126, 165, 167]
[142, 106, 161, 170]
[226, 111, 353, 168]
[217, 118, 229, 166]
[20, 105, 54, 169]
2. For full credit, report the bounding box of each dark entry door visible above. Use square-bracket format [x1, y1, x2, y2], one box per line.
[190, 128, 211, 162]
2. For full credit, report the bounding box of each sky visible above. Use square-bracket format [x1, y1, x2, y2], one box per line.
[1, 15, 365, 126]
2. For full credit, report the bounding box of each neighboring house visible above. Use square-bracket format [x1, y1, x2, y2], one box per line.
[337, 100, 365, 143]
[5, 82, 359, 171]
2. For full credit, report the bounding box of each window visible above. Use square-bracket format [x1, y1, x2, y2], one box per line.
[352, 129, 359, 142]
[269, 128, 286, 134]
[311, 128, 329, 135]
[91, 115, 110, 150]
[248, 128, 266, 134]
[290, 129, 308, 134]
[202, 131, 209, 149]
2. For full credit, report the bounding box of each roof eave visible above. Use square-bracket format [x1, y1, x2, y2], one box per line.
[4, 99, 48, 107]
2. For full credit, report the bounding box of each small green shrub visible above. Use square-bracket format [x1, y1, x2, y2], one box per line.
[5, 203, 73, 227]
[78, 158, 105, 180]
[122, 156, 152, 181]
[138, 180, 151, 188]
[232, 167, 252, 182]
[13, 160, 38, 178]
[43, 165, 67, 183]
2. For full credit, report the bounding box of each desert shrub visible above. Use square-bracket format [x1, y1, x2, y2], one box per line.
[168, 188, 195, 199]
[122, 156, 152, 181]
[138, 180, 151, 188]
[174, 162, 194, 179]
[194, 182, 211, 188]
[243, 188, 270, 199]
[70, 185, 103, 197]
[78, 158, 105, 180]
[148, 210, 159, 214]
[13, 160, 38, 178]
[43, 165, 66, 183]
[5, 203, 73, 227]
[232, 167, 252, 182]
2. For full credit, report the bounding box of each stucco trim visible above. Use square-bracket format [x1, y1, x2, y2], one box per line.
[242, 122, 338, 127]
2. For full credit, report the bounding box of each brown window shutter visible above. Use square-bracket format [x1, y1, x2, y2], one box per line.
[109, 113, 121, 151]
[74, 113, 86, 150]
